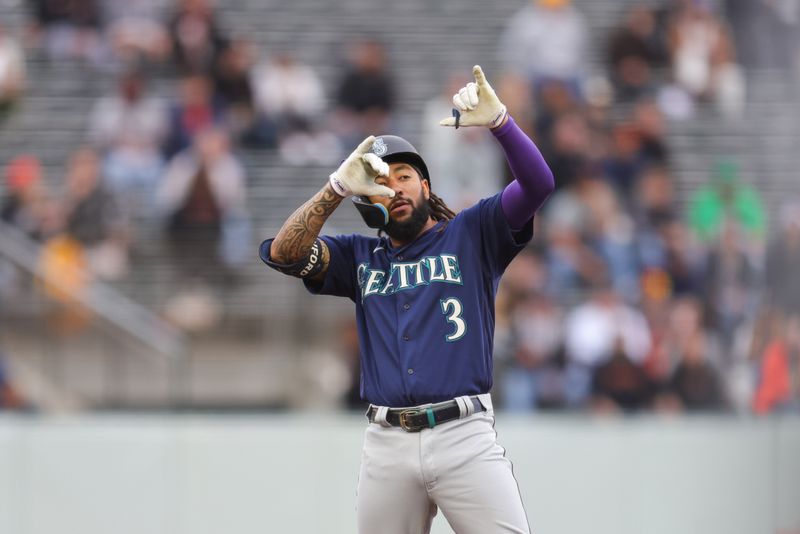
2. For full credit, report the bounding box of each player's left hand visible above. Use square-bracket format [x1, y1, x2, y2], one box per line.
[439, 65, 507, 129]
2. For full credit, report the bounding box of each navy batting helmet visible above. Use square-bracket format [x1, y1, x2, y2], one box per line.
[352, 135, 430, 229]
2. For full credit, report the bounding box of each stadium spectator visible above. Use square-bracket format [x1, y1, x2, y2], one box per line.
[687, 159, 766, 244]
[638, 273, 676, 385]
[607, 4, 667, 102]
[632, 166, 699, 295]
[599, 101, 668, 206]
[1, 156, 45, 302]
[579, 179, 640, 301]
[104, 0, 170, 66]
[1, 155, 51, 241]
[61, 147, 130, 281]
[542, 184, 608, 297]
[88, 69, 167, 218]
[702, 221, 761, 355]
[420, 73, 504, 210]
[563, 284, 652, 406]
[668, 0, 745, 118]
[645, 296, 725, 409]
[496, 248, 550, 319]
[501, 291, 565, 411]
[37, 232, 93, 333]
[666, 328, 725, 411]
[156, 127, 249, 280]
[540, 110, 592, 191]
[162, 74, 224, 159]
[167, 0, 228, 75]
[213, 40, 254, 108]
[665, 296, 709, 363]
[0, 23, 25, 120]
[582, 76, 615, 154]
[633, 165, 676, 231]
[752, 311, 796, 414]
[602, 122, 649, 203]
[633, 98, 670, 166]
[534, 79, 580, 142]
[660, 220, 704, 296]
[540, 188, 600, 296]
[591, 338, 656, 413]
[29, 0, 106, 67]
[251, 51, 324, 137]
[498, 0, 589, 94]
[764, 201, 800, 320]
[251, 51, 339, 161]
[332, 39, 395, 149]
[211, 40, 274, 148]
[1, 155, 61, 303]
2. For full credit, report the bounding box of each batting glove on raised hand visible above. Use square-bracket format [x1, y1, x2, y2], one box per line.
[329, 136, 395, 198]
[439, 65, 508, 129]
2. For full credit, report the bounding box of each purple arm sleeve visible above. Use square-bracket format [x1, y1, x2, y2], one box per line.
[493, 115, 555, 230]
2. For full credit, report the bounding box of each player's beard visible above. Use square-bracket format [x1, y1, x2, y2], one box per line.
[384, 192, 432, 244]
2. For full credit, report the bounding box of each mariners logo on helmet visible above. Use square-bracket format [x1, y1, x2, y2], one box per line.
[372, 138, 388, 157]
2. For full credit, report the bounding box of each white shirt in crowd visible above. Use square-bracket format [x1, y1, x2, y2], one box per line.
[251, 59, 325, 118]
[564, 295, 652, 367]
[498, 1, 589, 81]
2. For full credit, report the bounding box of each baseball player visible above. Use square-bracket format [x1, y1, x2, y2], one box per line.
[260, 65, 554, 534]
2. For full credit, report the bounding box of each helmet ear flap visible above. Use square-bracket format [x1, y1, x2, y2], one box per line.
[352, 196, 389, 229]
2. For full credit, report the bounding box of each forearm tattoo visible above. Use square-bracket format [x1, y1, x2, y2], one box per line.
[271, 184, 343, 266]
[269, 238, 326, 278]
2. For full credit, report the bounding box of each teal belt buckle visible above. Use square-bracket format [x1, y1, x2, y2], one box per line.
[426, 407, 436, 429]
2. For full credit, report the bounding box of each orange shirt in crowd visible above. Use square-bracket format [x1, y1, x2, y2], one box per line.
[753, 340, 791, 414]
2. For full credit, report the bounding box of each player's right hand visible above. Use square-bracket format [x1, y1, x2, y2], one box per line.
[329, 136, 396, 198]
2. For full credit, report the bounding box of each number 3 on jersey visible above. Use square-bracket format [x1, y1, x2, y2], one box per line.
[440, 297, 467, 342]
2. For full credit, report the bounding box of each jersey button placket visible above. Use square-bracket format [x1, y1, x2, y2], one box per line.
[397, 295, 414, 385]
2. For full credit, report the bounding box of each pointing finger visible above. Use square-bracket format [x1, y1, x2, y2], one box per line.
[355, 135, 376, 155]
[439, 116, 456, 127]
[473, 65, 487, 86]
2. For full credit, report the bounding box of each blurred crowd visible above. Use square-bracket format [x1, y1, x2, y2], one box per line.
[0, 0, 799, 414]
[484, 0, 800, 416]
[0, 0, 406, 298]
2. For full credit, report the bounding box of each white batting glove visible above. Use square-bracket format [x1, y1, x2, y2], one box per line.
[439, 65, 508, 129]
[329, 136, 395, 198]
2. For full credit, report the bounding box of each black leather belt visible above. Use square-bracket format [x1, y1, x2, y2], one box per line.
[367, 397, 485, 432]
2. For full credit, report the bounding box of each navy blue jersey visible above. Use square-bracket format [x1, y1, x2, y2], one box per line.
[260, 193, 533, 407]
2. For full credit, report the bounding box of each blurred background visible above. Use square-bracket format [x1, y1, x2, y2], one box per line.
[0, 0, 798, 532]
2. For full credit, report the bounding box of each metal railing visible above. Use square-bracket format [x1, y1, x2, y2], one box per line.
[0, 220, 190, 408]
